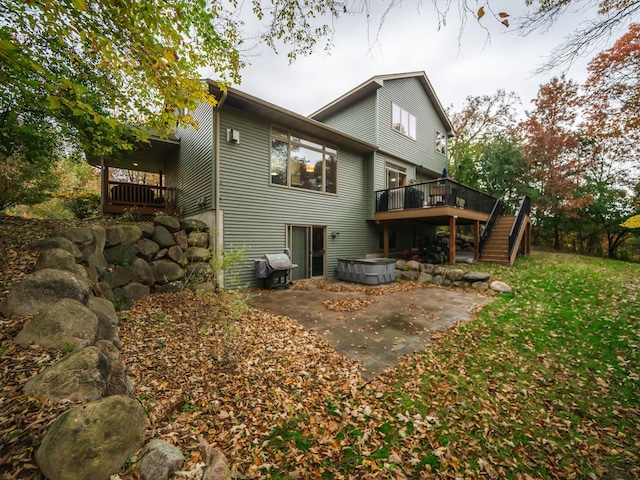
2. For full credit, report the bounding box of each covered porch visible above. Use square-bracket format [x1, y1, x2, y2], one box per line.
[89, 135, 180, 217]
[375, 179, 497, 264]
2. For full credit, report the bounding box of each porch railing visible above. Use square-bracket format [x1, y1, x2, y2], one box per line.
[103, 181, 177, 215]
[375, 179, 497, 214]
[508, 196, 531, 260]
[479, 199, 504, 255]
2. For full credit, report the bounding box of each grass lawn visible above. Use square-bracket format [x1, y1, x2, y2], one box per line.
[2, 222, 639, 480]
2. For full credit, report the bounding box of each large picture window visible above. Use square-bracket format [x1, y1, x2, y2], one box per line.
[270, 127, 337, 194]
[392, 103, 416, 140]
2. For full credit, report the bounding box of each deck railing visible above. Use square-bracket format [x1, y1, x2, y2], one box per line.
[508, 196, 531, 259]
[375, 179, 497, 214]
[103, 181, 177, 215]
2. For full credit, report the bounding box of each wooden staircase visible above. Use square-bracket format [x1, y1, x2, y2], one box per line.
[480, 216, 514, 264]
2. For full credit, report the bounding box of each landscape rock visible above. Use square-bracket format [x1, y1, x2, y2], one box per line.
[187, 231, 209, 248]
[100, 265, 132, 289]
[185, 262, 212, 282]
[138, 222, 155, 238]
[490, 280, 512, 293]
[173, 230, 188, 250]
[168, 245, 186, 265]
[14, 298, 98, 350]
[0, 269, 91, 318]
[122, 282, 151, 301]
[153, 282, 183, 294]
[420, 263, 435, 274]
[395, 259, 406, 270]
[185, 246, 211, 263]
[406, 260, 421, 271]
[95, 340, 128, 396]
[445, 269, 465, 281]
[52, 226, 94, 248]
[472, 281, 489, 291]
[105, 226, 126, 247]
[135, 238, 160, 261]
[433, 266, 446, 276]
[138, 440, 185, 480]
[464, 271, 491, 282]
[180, 218, 209, 233]
[130, 257, 155, 286]
[28, 237, 82, 261]
[155, 248, 168, 259]
[35, 395, 147, 480]
[398, 270, 419, 281]
[104, 244, 139, 266]
[112, 288, 134, 312]
[86, 296, 120, 346]
[23, 346, 110, 402]
[418, 272, 433, 283]
[199, 438, 231, 480]
[154, 215, 181, 233]
[34, 248, 84, 276]
[151, 226, 175, 249]
[151, 259, 185, 283]
[121, 225, 143, 245]
[97, 282, 114, 303]
[82, 265, 99, 285]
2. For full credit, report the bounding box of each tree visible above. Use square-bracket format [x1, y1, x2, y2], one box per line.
[1, 0, 350, 158]
[520, 75, 586, 250]
[448, 90, 521, 188]
[0, 113, 62, 212]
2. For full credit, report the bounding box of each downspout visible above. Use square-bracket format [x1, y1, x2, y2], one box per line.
[214, 90, 227, 289]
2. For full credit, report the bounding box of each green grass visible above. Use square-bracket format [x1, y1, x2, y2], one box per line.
[259, 252, 639, 478]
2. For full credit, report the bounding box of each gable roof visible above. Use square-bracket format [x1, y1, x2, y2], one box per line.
[206, 80, 377, 154]
[309, 71, 455, 136]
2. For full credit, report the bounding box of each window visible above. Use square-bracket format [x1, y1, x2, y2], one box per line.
[392, 103, 416, 140]
[270, 128, 337, 193]
[435, 130, 447, 155]
[385, 162, 407, 188]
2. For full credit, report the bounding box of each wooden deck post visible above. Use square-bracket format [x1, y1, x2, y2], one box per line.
[449, 216, 456, 265]
[474, 220, 480, 261]
[383, 223, 389, 258]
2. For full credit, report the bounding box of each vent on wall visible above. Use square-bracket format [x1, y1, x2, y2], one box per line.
[227, 129, 240, 144]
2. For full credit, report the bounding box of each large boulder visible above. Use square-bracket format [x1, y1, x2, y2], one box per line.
[185, 247, 211, 263]
[95, 340, 128, 396]
[138, 222, 155, 238]
[52, 227, 94, 248]
[122, 283, 151, 301]
[135, 238, 160, 261]
[445, 269, 465, 281]
[172, 230, 188, 250]
[150, 259, 185, 283]
[23, 345, 110, 402]
[179, 218, 209, 233]
[187, 231, 209, 248]
[34, 248, 85, 277]
[463, 271, 491, 282]
[138, 440, 185, 480]
[105, 226, 126, 247]
[103, 244, 139, 266]
[35, 395, 148, 480]
[490, 280, 512, 293]
[14, 298, 98, 350]
[86, 296, 119, 346]
[130, 258, 155, 286]
[121, 225, 143, 245]
[0, 269, 91, 318]
[154, 215, 181, 233]
[80, 226, 108, 276]
[151, 226, 175, 249]
[168, 245, 186, 265]
[28, 238, 82, 261]
[100, 266, 132, 289]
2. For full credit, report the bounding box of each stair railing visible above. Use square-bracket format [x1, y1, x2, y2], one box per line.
[508, 196, 531, 261]
[479, 199, 503, 256]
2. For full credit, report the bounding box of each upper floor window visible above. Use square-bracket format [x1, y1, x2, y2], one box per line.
[386, 162, 407, 188]
[270, 127, 337, 194]
[392, 103, 416, 140]
[435, 130, 447, 155]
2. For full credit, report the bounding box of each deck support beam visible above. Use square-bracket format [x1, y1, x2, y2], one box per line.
[449, 216, 456, 265]
[474, 220, 480, 261]
[383, 223, 389, 258]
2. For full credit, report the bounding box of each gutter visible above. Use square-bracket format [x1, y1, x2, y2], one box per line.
[214, 89, 228, 289]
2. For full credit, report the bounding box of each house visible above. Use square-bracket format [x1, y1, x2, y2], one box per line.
[91, 71, 531, 288]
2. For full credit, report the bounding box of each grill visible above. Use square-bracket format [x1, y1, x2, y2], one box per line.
[255, 248, 298, 289]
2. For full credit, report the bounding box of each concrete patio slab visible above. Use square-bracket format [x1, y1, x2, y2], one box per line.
[249, 282, 493, 379]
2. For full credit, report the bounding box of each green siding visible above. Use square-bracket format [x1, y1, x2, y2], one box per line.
[170, 103, 215, 216]
[218, 107, 378, 288]
[377, 78, 448, 175]
[316, 95, 377, 144]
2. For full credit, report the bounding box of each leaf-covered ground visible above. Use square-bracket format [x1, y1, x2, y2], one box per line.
[1, 216, 639, 479]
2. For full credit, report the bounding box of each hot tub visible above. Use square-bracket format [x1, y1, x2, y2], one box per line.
[336, 258, 396, 285]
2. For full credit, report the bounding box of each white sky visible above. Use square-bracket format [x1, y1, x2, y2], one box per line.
[204, 1, 625, 120]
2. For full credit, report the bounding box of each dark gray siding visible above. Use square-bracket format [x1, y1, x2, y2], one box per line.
[218, 106, 378, 288]
[315, 95, 377, 145]
[170, 103, 215, 216]
[377, 78, 448, 175]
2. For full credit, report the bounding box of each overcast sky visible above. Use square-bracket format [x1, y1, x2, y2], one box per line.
[203, 0, 623, 120]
